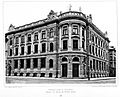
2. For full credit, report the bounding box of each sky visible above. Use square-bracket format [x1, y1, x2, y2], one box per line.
[3, 0, 117, 48]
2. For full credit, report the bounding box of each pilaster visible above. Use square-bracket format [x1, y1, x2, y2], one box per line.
[68, 23, 72, 51]
[67, 56, 72, 78]
[80, 25, 83, 51]
[59, 26, 62, 52]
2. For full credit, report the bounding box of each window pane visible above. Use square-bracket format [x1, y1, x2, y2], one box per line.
[63, 40, 68, 50]
[73, 40, 78, 49]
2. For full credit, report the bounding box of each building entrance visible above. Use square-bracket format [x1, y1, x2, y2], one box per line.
[62, 64, 67, 77]
[73, 64, 79, 77]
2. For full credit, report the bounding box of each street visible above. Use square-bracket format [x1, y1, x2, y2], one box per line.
[6, 76, 116, 84]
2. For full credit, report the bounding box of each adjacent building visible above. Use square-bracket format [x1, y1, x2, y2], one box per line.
[5, 9, 110, 78]
[109, 46, 116, 77]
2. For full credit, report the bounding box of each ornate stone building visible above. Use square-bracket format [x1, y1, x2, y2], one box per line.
[109, 46, 116, 77]
[5, 9, 110, 78]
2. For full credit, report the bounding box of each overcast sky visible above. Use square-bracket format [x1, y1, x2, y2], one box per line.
[3, 0, 117, 48]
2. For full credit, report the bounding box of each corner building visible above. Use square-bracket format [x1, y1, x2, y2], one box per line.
[5, 10, 110, 78]
[109, 46, 116, 77]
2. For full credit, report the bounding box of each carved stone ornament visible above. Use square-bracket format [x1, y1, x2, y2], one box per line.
[8, 24, 15, 31]
[47, 10, 57, 19]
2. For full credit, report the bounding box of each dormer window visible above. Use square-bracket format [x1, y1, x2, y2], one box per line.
[62, 26, 68, 35]
[72, 25, 78, 35]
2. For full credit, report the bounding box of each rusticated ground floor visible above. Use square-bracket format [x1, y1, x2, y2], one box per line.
[6, 54, 109, 78]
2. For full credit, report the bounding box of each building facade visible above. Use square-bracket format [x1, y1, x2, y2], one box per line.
[109, 46, 116, 77]
[5, 10, 110, 78]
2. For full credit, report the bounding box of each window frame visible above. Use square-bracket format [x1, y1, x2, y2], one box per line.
[63, 40, 68, 50]
[62, 25, 68, 35]
[72, 24, 79, 35]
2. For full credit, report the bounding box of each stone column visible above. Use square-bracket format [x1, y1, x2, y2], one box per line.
[79, 57, 84, 78]
[38, 32, 41, 54]
[30, 58, 33, 77]
[31, 32, 34, 54]
[58, 57, 62, 78]
[23, 59, 26, 76]
[25, 33, 27, 55]
[11, 59, 14, 76]
[17, 59, 20, 76]
[68, 23, 72, 51]
[45, 57, 49, 78]
[84, 28, 86, 50]
[80, 25, 83, 51]
[67, 56, 72, 78]
[18, 36, 21, 56]
[37, 58, 41, 77]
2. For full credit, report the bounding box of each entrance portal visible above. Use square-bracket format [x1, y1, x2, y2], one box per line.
[62, 64, 67, 77]
[73, 64, 79, 77]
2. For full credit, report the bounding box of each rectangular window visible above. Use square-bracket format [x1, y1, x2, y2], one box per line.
[82, 27, 85, 37]
[92, 35, 94, 42]
[96, 47, 97, 56]
[41, 58, 46, 68]
[15, 47, 18, 56]
[15, 37, 19, 44]
[42, 43, 46, 53]
[72, 26, 78, 34]
[20, 59, 24, 68]
[21, 46, 24, 55]
[62, 26, 68, 35]
[33, 58, 38, 68]
[63, 40, 68, 50]
[10, 49, 12, 56]
[34, 44, 38, 53]
[27, 45, 31, 54]
[42, 31, 46, 39]
[93, 59, 95, 70]
[92, 46, 94, 55]
[73, 40, 78, 50]
[26, 59, 30, 68]
[89, 45, 91, 54]
[95, 37, 97, 44]
[50, 28, 54, 38]
[82, 40, 85, 49]
[10, 38, 12, 45]
[14, 60, 18, 69]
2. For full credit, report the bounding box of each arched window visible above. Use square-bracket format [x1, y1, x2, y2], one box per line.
[21, 35, 25, 43]
[27, 34, 31, 42]
[73, 57, 79, 62]
[62, 57, 67, 62]
[50, 43, 53, 52]
[49, 59, 53, 68]
[34, 32, 38, 41]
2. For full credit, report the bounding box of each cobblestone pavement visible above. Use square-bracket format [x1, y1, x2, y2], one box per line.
[6, 76, 116, 84]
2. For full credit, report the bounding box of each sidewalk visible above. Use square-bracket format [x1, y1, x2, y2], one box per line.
[6, 76, 116, 81]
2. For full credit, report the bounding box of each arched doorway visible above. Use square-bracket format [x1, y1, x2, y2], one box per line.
[72, 57, 79, 77]
[61, 57, 67, 77]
